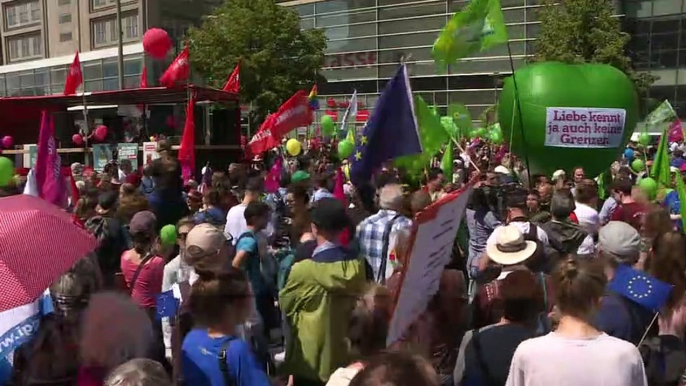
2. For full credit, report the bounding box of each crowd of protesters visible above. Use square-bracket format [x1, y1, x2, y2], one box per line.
[5, 136, 686, 386]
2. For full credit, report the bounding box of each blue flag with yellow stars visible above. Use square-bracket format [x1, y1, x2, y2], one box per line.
[350, 64, 422, 186]
[608, 264, 672, 312]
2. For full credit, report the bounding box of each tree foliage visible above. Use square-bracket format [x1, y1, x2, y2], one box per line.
[188, 0, 326, 127]
[534, 0, 657, 98]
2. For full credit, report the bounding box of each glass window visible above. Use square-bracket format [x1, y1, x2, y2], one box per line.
[92, 0, 108, 9]
[378, 16, 445, 35]
[7, 33, 42, 62]
[123, 57, 141, 76]
[316, 0, 375, 15]
[59, 13, 72, 24]
[19, 4, 29, 24]
[35, 68, 48, 86]
[85, 79, 103, 92]
[30, 1, 40, 22]
[6, 7, 16, 27]
[322, 66, 377, 82]
[31, 35, 41, 56]
[327, 37, 377, 54]
[503, 7, 525, 23]
[51, 67, 67, 85]
[58, 0, 71, 5]
[103, 78, 118, 90]
[92, 18, 116, 46]
[6, 74, 20, 96]
[379, 32, 437, 49]
[326, 23, 376, 40]
[378, 2, 445, 20]
[411, 76, 447, 91]
[60, 32, 72, 42]
[103, 58, 118, 78]
[83, 61, 103, 81]
[324, 51, 377, 69]
[301, 17, 314, 30]
[8, 39, 19, 61]
[316, 9, 375, 28]
[449, 90, 499, 105]
[0, 75, 6, 97]
[295, 4, 314, 17]
[124, 13, 138, 40]
[377, 47, 432, 64]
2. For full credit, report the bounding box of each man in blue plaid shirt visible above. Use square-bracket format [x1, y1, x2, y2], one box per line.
[356, 183, 412, 283]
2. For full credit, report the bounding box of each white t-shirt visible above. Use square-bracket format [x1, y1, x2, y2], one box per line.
[486, 221, 550, 248]
[224, 203, 273, 244]
[505, 332, 647, 386]
[574, 202, 600, 236]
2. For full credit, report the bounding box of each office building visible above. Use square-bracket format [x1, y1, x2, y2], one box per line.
[0, 0, 220, 97]
[280, 0, 686, 124]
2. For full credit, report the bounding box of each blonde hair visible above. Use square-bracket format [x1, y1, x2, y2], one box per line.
[104, 358, 170, 386]
[80, 293, 153, 371]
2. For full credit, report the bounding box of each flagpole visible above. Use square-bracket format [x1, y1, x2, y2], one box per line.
[506, 42, 532, 187]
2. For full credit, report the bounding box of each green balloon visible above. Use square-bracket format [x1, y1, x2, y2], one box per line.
[638, 177, 658, 200]
[0, 157, 13, 187]
[160, 224, 177, 247]
[638, 132, 651, 146]
[491, 132, 504, 145]
[321, 115, 335, 136]
[338, 140, 355, 159]
[631, 158, 645, 172]
[475, 127, 487, 138]
[498, 62, 639, 177]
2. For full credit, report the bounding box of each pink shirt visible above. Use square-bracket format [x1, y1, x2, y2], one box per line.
[120, 251, 165, 309]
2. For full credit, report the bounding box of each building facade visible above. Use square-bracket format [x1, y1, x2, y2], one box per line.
[280, 0, 686, 125]
[0, 0, 219, 97]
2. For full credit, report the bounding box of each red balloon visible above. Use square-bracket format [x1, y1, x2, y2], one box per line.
[72, 134, 84, 146]
[143, 28, 172, 59]
[94, 125, 108, 142]
[1, 135, 12, 148]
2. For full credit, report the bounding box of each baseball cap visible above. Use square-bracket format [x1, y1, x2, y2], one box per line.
[185, 223, 227, 260]
[129, 211, 157, 235]
[291, 170, 311, 183]
[599, 221, 641, 264]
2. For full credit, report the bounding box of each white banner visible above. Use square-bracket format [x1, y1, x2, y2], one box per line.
[545, 107, 626, 148]
[387, 182, 473, 346]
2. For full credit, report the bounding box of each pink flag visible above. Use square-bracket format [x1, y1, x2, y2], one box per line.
[333, 167, 346, 206]
[34, 111, 66, 207]
[264, 157, 283, 194]
[668, 120, 684, 143]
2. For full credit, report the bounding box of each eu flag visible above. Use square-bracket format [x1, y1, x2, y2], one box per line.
[155, 290, 179, 320]
[350, 64, 422, 185]
[608, 264, 673, 312]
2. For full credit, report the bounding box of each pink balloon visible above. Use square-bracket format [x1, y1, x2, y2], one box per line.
[143, 28, 172, 59]
[1, 135, 13, 148]
[94, 125, 108, 142]
[72, 134, 84, 146]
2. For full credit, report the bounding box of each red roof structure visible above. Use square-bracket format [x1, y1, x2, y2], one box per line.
[0, 85, 238, 145]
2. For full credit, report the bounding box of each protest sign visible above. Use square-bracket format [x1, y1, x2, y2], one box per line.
[143, 142, 159, 166]
[545, 107, 626, 148]
[117, 143, 139, 170]
[387, 181, 474, 346]
[92, 144, 113, 172]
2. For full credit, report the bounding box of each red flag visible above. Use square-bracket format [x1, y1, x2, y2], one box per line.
[140, 66, 148, 88]
[160, 47, 190, 88]
[178, 95, 196, 182]
[248, 90, 313, 155]
[222, 63, 240, 93]
[64, 52, 83, 95]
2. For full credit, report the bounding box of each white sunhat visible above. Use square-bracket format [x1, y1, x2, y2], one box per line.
[486, 225, 538, 266]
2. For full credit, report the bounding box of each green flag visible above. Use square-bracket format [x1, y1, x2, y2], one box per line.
[646, 100, 678, 128]
[651, 127, 671, 188]
[441, 144, 454, 180]
[396, 96, 450, 173]
[433, 0, 509, 69]
[676, 174, 686, 232]
[345, 125, 355, 145]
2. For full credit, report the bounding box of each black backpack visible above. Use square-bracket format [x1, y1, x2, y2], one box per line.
[640, 335, 686, 386]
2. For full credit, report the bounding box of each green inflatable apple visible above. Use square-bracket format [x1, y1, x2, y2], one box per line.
[499, 62, 638, 177]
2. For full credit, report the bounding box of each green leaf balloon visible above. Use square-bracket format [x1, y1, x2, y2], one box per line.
[449, 103, 474, 133]
[498, 62, 638, 177]
[321, 115, 335, 136]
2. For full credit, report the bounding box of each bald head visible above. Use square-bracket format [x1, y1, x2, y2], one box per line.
[379, 184, 404, 211]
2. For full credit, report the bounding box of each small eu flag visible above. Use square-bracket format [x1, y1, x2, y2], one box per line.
[608, 264, 673, 312]
[350, 64, 422, 186]
[155, 290, 179, 320]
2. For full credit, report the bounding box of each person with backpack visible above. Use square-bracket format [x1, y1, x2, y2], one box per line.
[180, 267, 271, 386]
[455, 270, 544, 386]
[159, 223, 239, 383]
[233, 201, 278, 338]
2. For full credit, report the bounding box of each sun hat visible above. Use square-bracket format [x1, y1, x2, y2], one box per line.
[494, 165, 510, 175]
[486, 225, 538, 266]
[185, 223, 227, 260]
[552, 169, 566, 180]
[598, 221, 640, 265]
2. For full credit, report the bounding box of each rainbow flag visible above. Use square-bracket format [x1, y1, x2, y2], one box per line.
[308, 85, 319, 110]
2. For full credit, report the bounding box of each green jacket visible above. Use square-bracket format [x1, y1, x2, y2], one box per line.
[279, 245, 366, 382]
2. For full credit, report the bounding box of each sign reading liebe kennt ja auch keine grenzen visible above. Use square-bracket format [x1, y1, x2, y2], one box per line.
[545, 107, 627, 148]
